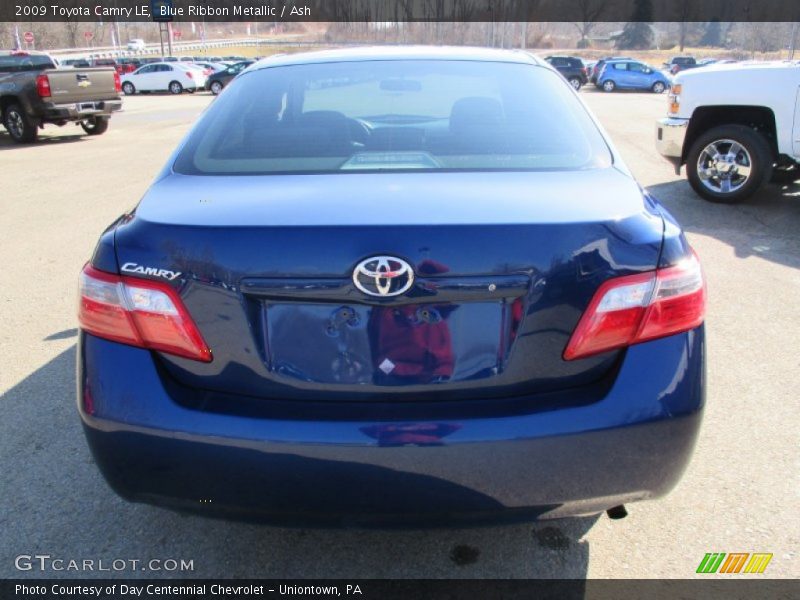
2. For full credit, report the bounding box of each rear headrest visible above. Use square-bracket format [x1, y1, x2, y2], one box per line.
[449, 97, 504, 134]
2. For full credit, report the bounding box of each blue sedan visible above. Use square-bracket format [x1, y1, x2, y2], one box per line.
[78, 47, 705, 526]
[597, 59, 671, 93]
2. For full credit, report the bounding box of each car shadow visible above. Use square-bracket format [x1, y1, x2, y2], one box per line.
[646, 179, 800, 271]
[0, 346, 596, 581]
[0, 131, 86, 151]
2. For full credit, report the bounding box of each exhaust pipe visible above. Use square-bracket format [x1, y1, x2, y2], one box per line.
[607, 505, 628, 520]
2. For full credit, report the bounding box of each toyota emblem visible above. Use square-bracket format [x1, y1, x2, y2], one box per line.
[352, 256, 415, 297]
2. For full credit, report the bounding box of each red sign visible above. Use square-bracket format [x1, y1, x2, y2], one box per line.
[23, 31, 34, 43]
[84, 31, 93, 40]
[173, 30, 182, 39]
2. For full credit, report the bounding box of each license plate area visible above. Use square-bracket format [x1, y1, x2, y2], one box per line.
[263, 301, 513, 386]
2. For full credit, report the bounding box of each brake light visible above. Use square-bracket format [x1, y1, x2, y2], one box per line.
[564, 251, 705, 360]
[185, 70, 193, 79]
[113, 71, 121, 93]
[78, 264, 212, 362]
[36, 74, 51, 97]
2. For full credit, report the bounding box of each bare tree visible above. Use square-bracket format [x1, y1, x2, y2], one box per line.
[673, 0, 698, 51]
[572, 0, 607, 48]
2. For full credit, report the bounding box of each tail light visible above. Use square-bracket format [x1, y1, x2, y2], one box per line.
[78, 264, 212, 362]
[564, 251, 705, 360]
[113, 71, 121, 93]
[36, 74, 51, 97]
[185, 71, 193, 79]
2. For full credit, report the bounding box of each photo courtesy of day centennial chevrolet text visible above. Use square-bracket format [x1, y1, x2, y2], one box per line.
[77, 47, 706, 526]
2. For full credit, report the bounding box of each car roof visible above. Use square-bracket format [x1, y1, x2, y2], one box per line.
[251, 46, 544, 72]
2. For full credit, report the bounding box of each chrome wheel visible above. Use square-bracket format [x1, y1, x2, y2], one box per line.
[169, 81, 182, 94]
[6, 109, 24, 139]
[652, 81, 665, 94]
[602, 80, 615, 92]
[568, 77, 581, 90]
[210, 81, 223, 95]
[696, 139, 752, 194]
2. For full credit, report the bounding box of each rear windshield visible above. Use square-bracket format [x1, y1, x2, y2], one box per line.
[174, 59, 612, 175]
[0, 54, 55, 73]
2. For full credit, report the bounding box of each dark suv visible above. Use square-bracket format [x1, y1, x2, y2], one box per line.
[544, 56, 587, 90]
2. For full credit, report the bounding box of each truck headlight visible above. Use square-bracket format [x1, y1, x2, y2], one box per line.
[668, 84, 682, 114]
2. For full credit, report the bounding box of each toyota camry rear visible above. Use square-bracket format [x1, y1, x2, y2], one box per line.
[77, 47, 705, 526]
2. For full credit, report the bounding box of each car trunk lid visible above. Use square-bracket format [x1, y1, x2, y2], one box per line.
[112, 169, 665, 401]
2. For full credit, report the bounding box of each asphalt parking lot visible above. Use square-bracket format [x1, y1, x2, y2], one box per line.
[1, 87, 798, 579]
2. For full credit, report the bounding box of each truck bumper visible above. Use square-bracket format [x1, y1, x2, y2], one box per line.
[655, 117, 688, 172]
[41, 99, 122, 121]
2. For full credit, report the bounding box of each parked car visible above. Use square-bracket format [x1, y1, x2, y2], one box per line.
[121, 62, 207, 95]
[79, 47, 706, 525]
[597, 60, 670, 93]
[0, 50, 121, 143]
[696, 58, 737, 68]
[663, 56, 699, 75]
[127, 39, 146, 52]
[116, 58, 142, 75]
[543, 55, 588, 90]
[90, 58, 117, 69]
[590, 56, 631, 83]
[191, 61, 226, 77]
[206, 60, 254, 95]
[61, 58, 91, 68]
[655, 61, 800, 203]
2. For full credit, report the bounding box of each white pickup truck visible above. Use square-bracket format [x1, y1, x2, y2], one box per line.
[655, 61, 800, 203]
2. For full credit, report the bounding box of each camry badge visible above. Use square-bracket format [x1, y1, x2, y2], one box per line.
[121, 262, 182, 281]
[352, 256, 414, 297]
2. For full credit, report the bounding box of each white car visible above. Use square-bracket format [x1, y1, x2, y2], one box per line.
[121, 62, 208, 95]
[126, 39, 146, 52]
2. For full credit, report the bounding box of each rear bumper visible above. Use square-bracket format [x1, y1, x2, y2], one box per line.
[41, 99, 122, 121]
[655, 117, 688, 161]
[78, 328, 705, 526]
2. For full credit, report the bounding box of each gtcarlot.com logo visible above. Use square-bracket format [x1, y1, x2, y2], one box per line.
[15, 554, 194, 572]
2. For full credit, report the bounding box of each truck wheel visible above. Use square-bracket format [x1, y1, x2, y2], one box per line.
[3, 104, 38, 143]
[602, 80, 616, 92]
[651, 81, 666, 94]
[568, 77, 582, 91]
[169, 81, 183, 95]
[81, 116, 109, 136]
[122, 82, 135, 95]
[210, 81, 223, 95]
[686, 125, 773, 203]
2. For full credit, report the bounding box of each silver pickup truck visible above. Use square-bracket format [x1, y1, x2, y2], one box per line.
[0, 51, 122, 143]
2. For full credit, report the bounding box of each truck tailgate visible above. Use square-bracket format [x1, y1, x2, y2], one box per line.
[43, 67, 118, 103]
